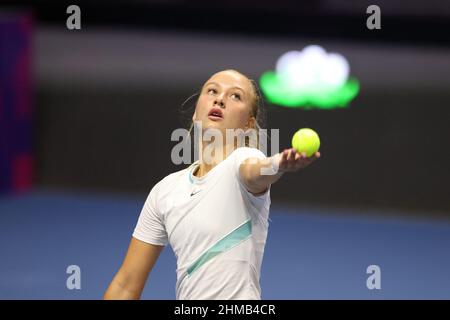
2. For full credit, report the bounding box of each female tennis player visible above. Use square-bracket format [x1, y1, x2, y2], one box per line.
[104, 69, 320, 300]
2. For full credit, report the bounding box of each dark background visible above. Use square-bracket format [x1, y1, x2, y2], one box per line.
[4, 0, 446, 216]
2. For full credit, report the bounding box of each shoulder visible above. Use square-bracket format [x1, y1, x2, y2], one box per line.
[230, 147, 267, 158]
[146, 166, 192, 204]
[153, 166, 191, 191]
[228, 147, 268, 166]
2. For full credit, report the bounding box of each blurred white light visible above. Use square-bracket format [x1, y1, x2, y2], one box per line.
[275, 45, 350, 90]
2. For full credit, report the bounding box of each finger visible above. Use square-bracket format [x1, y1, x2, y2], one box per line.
[292, 149, 298, 162]
[279, 150, 289, 168]
[291, 149, 301, 169]
[298, 155, 315, 166]
[287, 149, 294, 162]
[281, 150, 288, 162]
[300, 154, 313, 162]
[291, 150, 301, 168]
[288, 150, 296, 170]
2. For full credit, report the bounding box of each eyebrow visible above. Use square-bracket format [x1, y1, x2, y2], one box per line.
[204, 81, 246, 96]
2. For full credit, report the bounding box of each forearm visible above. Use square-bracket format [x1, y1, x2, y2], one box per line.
[104, 272, 143, 300]
[240, 149, 321, 195]
[104, 238, 163, 300]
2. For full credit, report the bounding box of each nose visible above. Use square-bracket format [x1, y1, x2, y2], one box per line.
[214, 95, 225, 108]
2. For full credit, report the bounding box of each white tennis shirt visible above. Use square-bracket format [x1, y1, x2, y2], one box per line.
[133, 147, 271, 300]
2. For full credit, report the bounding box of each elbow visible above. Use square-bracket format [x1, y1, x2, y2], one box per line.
[104, 270, 143, 300]
[240, 166, 268, 195]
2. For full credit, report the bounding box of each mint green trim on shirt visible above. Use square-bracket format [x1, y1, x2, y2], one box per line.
[188, 168, 194, 184]
[187, 219, 252, 276]
[188, 162, 199, 184]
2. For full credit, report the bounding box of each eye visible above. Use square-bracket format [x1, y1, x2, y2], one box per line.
[231, 93, 241, 100]
[207, 88, 217, 95]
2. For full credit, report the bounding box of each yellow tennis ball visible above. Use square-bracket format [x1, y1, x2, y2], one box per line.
[291, 128, 320, 157]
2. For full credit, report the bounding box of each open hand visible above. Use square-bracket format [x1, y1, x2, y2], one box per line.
[276, 148, 321, 172]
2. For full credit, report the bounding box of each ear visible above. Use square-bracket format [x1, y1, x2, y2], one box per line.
[246, 116, 256, 130]
[192, 111, 197, 122]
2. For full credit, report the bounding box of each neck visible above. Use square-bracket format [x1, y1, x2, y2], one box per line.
[194, 139, 236, 178]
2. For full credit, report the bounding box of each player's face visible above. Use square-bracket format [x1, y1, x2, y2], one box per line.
[193, 70, 255, 133]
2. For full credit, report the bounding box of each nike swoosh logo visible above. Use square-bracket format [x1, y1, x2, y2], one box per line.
[190, 190, 201, 196]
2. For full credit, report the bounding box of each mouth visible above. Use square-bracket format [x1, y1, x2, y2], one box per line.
[208, 108, 224, 121]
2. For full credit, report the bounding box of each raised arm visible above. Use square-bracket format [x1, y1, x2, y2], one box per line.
[239, 148, 321, 195]
[104, 237, 164, 300]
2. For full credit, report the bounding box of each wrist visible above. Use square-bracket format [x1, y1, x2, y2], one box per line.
[270, 153, 286, 174]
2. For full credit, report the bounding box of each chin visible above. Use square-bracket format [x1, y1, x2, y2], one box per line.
[202, 119, 224, 129]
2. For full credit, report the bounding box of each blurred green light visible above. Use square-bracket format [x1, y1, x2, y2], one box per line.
[260, 71, 360, 109]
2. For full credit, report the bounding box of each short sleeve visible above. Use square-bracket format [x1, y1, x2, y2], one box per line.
[232, 147, 268, 172]
[231, 147, 271, 207]
[132, 184, 169, 246]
